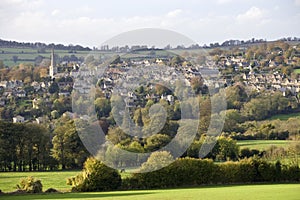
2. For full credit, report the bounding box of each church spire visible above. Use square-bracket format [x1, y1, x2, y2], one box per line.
[50, 48, 54, 68]
[49, 48, 57, 79]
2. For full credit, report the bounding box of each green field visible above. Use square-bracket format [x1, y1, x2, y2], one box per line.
[269, 112, 300, 120]
[294, 68, 300, 74]
[0, 47, 206, 67]
[0, 170, 135, 193]
[0, 47, 91, 66]
[0, 184, 299, 200]
[0, 171, 79, 192]
[237, 140, 293, 151]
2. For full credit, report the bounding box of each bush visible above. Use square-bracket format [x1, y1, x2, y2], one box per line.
[281, 165, 300, 181]
[67, 157, 121, 192]
[17, 176, 43, 193]
[44, 188, 59, 193]
[258, 161, 276, 181]
[125, 158, 216, 189]
[123, 156, 300, 189]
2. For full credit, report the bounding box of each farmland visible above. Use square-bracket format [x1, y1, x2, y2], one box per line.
[237, 140, 293, 151]
[294, 68, 300, 74]
[0, 47, 183, 67]
[0, 47, 89, 66]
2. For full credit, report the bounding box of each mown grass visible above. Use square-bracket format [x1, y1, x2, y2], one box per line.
[0, 170, 134, 193]
[237, 140, 292, 151]
[0, 171, 80, 192]
[294, 68, 300, 74]
[0, 184, 299, 200]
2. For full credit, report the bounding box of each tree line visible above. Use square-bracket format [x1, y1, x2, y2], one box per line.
[0, 118, 89, 172]
[0, 39, 91, 51]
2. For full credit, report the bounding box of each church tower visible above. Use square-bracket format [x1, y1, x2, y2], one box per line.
[49, 49, 57, 79]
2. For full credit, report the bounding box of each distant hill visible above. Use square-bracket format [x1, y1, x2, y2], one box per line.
[0, 39, 91, 51]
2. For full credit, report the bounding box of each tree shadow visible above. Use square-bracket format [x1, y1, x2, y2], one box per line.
[2, 191, 155, 200]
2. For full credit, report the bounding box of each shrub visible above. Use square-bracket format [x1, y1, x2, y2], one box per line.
[67, 157, 121, 192]
[258, 161, 276, 181]
[44, 188, 59, 193]
[123, 157, 299, 190]
[281, 165, 300, 181]
[238, 158, 257, 182]
[217, 162, 240, 183]
[126, 158, 216, 189]
[16, 176, 43, 193]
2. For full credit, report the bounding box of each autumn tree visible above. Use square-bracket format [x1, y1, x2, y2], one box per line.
[52, 119, 88, 169]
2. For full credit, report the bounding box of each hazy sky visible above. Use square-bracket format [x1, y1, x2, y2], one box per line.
[0, 0, 299, 47]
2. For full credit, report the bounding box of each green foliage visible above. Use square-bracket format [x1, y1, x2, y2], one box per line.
[145, 135, 171, 152]
[241, 92, 297, 121]
[226, 84, 248, 109]
[67, 157, 121, 192]
[52, 118, 88, 169]
[94, 98, 111, 118]
[124, 157, 299, 190]
[48, 82, 59, 94]
[129, 158, 216, 189]
[139, 151, 174, 172]
[17, 176, 43, 193]
[0, 121, 53, 172]
[222, 109, 243, 133]
[215, 137, 239, 161]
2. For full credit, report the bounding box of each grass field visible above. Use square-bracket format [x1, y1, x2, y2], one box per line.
[237, 140, 293, 151]
[0, 171, 80, 192]
[269, 112, 300, 120]
[294, 68, 300, 74]
[0, 47, 204, 67]
[0, 47, 91, 67]
[0, 170, 134, 193]
[0, 184, 299, 200]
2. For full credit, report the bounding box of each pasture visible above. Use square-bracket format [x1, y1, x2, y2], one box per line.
[294, 68, 300, 74]
[0, 184, 299, 200]
[237, 140, 292, 151]
[0, 170, 134, 193]
[0, 47, 90, 66]
[0, 171, 79, 192]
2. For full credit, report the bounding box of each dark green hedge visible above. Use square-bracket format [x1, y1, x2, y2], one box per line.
[122, 157, 299, 189]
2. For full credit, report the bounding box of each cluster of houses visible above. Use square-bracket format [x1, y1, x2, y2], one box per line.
[1, 49, 299, 123]
[217, 55, 298, 71]
[243, 73, 300, 97]
[214, 54, 300, 97]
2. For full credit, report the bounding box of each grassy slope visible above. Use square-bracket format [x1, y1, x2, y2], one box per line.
[237, 140, 293, 151]
[294, 68, 300, 74]
[0, 46, 202, 66]
[0, 184, 299, 200]
[0, 47, 91, 66]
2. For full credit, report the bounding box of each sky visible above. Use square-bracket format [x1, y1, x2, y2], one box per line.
[0, 0, 299, 48]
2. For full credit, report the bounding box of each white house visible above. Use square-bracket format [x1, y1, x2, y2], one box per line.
[13, 115, 25, 123]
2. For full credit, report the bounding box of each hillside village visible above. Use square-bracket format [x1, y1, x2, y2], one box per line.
[0, 40, 300, 124]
